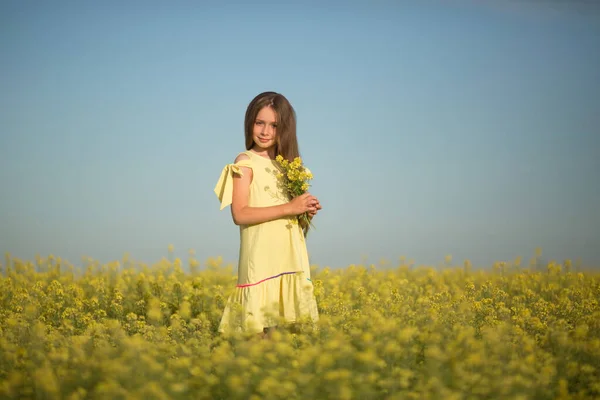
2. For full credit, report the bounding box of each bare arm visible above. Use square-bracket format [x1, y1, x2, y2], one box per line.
[230, 154, 317, 226]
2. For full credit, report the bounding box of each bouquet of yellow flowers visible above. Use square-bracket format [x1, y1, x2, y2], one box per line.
[275, 154, 315, 235]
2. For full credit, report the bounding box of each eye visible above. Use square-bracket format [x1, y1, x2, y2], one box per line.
[255, 121, 263, 125]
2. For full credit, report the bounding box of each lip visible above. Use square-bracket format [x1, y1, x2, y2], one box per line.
[259, 138, 270, 143]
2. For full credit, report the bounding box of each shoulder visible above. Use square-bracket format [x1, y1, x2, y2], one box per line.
[234, 152, 250, 163]
[232, 152, 253, 175]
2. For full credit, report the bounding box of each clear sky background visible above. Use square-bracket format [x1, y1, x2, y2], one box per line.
[1, 0, 599, 270]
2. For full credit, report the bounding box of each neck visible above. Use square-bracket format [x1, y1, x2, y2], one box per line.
[250, 145, 276, 159]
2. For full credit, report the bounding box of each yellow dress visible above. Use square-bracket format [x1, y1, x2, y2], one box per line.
[214, 150, 319, 334]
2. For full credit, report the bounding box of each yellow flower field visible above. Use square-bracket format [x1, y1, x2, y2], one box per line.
[1, 251, 599, 399]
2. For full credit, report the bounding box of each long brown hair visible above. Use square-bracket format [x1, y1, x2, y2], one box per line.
[244, 92, 312, 236]
[244, 91, 300, 162]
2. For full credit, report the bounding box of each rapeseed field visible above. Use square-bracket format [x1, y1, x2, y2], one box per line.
[1, 250, 598, 399]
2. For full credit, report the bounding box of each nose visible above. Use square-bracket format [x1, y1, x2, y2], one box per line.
[262, 125, 272, 135]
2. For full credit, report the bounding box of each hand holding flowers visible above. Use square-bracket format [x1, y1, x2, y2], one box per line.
[275, 155, 320, 235]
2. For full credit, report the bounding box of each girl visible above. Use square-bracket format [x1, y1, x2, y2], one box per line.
[214, 91, 321, 337]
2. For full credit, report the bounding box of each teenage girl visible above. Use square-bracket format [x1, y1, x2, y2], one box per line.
[214, 91, 321, 336]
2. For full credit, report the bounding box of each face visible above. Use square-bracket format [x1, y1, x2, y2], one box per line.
[252, 106, 278, 151]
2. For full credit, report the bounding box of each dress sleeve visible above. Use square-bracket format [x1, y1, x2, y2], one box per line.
[213, 160, 253, 210]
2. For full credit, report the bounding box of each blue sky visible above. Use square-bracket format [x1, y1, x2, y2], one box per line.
[1, 0, 599, 269]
